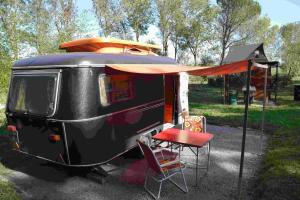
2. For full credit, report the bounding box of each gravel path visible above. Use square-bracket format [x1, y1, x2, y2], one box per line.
[0, 124, 267, 200]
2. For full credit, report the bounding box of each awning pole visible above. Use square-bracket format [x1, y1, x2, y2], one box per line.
[237, 60, 252, 199]
[260, 67, 268, 153]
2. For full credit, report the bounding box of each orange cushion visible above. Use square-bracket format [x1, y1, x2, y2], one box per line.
[159, 160, 184, 172]
[183, 116, 203, 132]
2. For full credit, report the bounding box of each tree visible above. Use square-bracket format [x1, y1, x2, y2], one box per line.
[237, 16, 280, 60]
[181, 0, 217, 65]
[253, 18, 280, 61]
[27, 0, 87, 54]
[216, 0, 261, 104]
[0, 0, 93, 100]
[0, 0, 29, 60]
[26, 0, 53, 55]
[30, 0, 80, 54]
[217, 0, 261, 64]
[169, 0, 185, 61]
[0, 0, 30, 98]
[49, 0, 77, 47]
[75, 9, 101, 39]
[92, 0, 130, 39]
[122, 0, 154, 41]
[281, 22, 300, 77]
[155, 0, 181, 56]
[0, 49, 11, 97]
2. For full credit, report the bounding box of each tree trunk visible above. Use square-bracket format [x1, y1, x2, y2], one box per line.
[220, 44, 229, 104]
[223, 75, 229, 104]
[220, 47, 225, 65]
[288, 65, 292, 77]
[174, 45, 177, 61]
[135, 31, 139, 41]
[163, 39, 168, 56]
[193, 53, 197, 66]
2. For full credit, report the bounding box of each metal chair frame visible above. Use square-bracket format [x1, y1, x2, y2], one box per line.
[137, 140, 188, 199]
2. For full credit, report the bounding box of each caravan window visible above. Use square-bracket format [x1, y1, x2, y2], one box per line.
[8, 73, 59, 116]
[99, 74, 134, 106]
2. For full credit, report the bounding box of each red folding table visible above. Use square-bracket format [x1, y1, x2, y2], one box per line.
[152, 128, 214, 186]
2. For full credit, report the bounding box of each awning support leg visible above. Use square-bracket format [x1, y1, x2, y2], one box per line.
[237, 60, 252, 199]
[260, 68, 268, 153]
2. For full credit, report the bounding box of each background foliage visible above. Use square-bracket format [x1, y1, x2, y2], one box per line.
[1, 0, 299, 103]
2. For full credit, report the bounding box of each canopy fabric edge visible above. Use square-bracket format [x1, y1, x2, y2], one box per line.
[106, 59, 267, 76]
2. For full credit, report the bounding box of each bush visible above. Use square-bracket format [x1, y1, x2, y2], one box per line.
[208, 76, 223, 87]
[275, 74, 293, 88]
[189, 76, 207, 84]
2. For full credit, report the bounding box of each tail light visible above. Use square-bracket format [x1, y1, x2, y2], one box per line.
[7, 125, 17, 132]
[49, 134, 61, 142]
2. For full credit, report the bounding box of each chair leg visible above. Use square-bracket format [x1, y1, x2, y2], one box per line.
[144, 171, 163, 199]
[168, 170, 188, 193]
[181, 169, 189, 193]
[144, 181, 162, 199]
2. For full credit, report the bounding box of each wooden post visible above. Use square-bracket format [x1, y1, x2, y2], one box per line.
[223, 75, 229, 104]
[275, 63, 279, 103]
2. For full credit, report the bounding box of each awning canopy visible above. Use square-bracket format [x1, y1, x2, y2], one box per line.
[107, 57, 269, 198]
[106, 60, 266, 76]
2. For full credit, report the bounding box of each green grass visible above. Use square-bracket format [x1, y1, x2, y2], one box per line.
[189, 82, 300, 129]
[189, 79, 300, 200]
[0, 93, 20, 200]
[0, 164, 20, 200]
[190, 102, 300, 130]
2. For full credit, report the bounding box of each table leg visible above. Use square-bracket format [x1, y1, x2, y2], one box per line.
[207, 142, 210, 172]
[179, 144, 181, 160]
[196, 147, 199, 186]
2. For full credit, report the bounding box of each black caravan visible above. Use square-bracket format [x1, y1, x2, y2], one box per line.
[5, 38, 188, 167]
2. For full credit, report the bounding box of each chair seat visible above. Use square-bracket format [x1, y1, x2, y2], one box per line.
[155, 149, 178, 161]
[160, 160, 185, 172]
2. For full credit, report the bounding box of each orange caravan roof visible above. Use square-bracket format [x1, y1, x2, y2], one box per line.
[59, 38, 161, 55]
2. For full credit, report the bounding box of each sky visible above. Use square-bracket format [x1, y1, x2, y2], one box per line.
[256, 0, 300, 25]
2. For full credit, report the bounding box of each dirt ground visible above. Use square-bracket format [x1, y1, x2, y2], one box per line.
[0, 124, 267, 200]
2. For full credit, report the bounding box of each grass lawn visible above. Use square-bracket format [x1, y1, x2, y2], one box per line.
[0, 164, 20, 200]
[189, 78, 300, 200]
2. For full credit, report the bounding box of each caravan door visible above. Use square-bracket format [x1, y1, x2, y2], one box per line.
[164, 75, 177, 124]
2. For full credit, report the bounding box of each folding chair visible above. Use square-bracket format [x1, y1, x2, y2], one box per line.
[137, 140, 188, 199]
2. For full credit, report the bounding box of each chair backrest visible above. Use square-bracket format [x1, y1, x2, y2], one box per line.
[137, 140, 162, 174]
[183, 115, 206, 133]
[139, 134, 151, 147]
